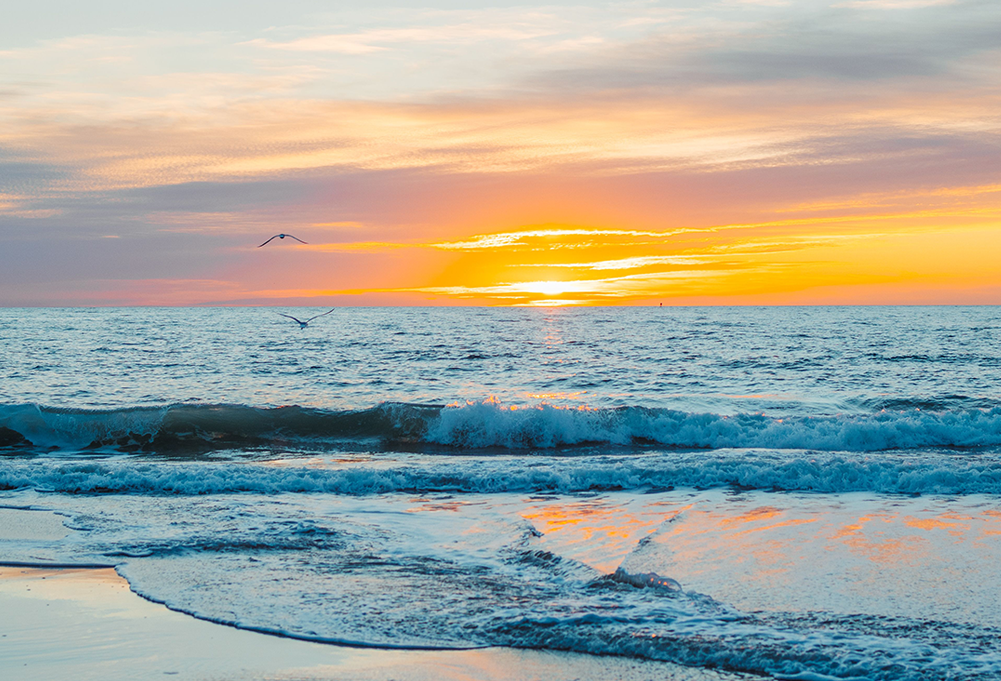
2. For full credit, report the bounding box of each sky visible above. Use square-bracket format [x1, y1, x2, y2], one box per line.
[1, 0, 999, 306]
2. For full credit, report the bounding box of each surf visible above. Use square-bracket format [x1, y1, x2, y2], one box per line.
[4, 400, 1001, 454]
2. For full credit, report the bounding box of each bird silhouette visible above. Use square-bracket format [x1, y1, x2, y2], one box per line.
[277, 309, 334, 329]
[259, 233, 308, 247]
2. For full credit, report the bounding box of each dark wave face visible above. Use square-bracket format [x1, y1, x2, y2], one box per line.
[4, 400, 1001, 454]
[0, 402, 435, 453]
[4, 400, 1001, 497]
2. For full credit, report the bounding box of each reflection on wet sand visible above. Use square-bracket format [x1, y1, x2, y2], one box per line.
[521, 497, 691, 574]
[616, 491, 1001, 627]
[0, 566, 737, 681]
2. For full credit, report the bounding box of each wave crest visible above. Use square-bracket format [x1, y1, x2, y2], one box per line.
[3, 451, 1001, 496]
[3, 400, 1001, 453]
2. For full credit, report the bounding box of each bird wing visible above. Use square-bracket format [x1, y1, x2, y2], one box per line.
[287, 235, 308, 244]
[305, 308, 335, 323]
[277, 312, 304, 324]
[258, 235, 279, 247]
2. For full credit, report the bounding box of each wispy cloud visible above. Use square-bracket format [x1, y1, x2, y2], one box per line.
[2, 0, 1000, 305]
[305, 241, 415, 253]
[250, 22, 559, 53]
[409, 268, 751, 301]
[431, 228, 679, 251]
[835, 0, 957, 8]
[513, 255, 715, 270]
[0, 191, 62, 219]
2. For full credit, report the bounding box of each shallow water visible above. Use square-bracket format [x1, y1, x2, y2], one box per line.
[3, 306, 1001, 679]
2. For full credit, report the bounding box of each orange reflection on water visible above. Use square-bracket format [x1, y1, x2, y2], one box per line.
[830, 509, 1000, 565]
[620, 497, 1001, 620]
[521, 499, 686, 573]
[831, 514, 891, 541]
[981, 509, 1001, 537]
[975, 509, 1001, 539]
[829, 513, 930, 565]
[718, 506, 782, 526]
[522, 501, 655, 539]
[841, 534, 928, 566]
[640, 504, 829, 581]
[524, 391, 587, 400]
[904, 517, 968, 535]
[734, 517, 817, 538]
[713, 505, 817, 538]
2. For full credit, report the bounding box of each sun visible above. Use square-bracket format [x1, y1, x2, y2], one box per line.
[519, 280, 574, 296]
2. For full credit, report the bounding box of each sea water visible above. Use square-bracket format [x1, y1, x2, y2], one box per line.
[2, 306, 1001, 679]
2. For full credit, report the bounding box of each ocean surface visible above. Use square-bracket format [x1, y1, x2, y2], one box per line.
[3, 306, 1001, 679]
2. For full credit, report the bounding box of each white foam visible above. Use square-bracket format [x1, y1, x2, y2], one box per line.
[428, 401, 1001, 451]
[2, 449, 1000, 496]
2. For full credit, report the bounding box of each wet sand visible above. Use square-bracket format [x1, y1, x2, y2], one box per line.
[0, 508, 738, 681]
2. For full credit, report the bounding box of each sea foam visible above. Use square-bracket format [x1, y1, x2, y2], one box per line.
[2, 449, 1000, 496]
[3, 400, 1001, 453]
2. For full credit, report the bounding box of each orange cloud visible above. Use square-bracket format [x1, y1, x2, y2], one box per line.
[2, 3, 1000, 306]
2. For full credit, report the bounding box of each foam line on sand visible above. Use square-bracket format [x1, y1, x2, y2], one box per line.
[0, 565, 737, 681]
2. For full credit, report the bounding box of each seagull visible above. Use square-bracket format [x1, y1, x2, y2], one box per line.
[258, 233, 308, 247]
[277, 309, 334, 329]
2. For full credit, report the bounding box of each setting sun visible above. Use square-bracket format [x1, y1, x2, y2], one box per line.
[1, 0, 998, 306]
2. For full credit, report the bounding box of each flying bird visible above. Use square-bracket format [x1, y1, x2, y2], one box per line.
[258, 233, 308, 247]
[277, 309, 334, 329]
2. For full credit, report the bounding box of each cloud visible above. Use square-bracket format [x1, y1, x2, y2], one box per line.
[835, 0, 957, 8]
[250, 22, 559, 53]
[527, 1, 1001, 91]
[249, 35, 386, 55]
[2, 1, 1000, 305]
[3, 2, 998, 200]
[513, 255, 716, 271]
[409, 267, 756, 301]
[305, 241, 413, 253]
[432, 228, 678, 251]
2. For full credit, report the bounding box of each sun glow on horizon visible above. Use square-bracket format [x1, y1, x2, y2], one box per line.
[515, 281, 578, 296]
[1, 0, 999, 306]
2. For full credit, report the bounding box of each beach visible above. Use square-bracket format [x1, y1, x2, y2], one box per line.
[0, 508, 735, 681]
[4, 565, 696, 681]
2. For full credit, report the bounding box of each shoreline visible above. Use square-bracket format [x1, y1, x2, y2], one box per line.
[0, 506, 750, 680]
[0, 565, 737, 681]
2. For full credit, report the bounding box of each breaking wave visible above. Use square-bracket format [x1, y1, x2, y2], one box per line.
[4, 400, 1001, 454]
[2, 450, 1001, 496]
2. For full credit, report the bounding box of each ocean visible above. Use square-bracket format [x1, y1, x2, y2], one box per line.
[2, 306, 1001, 679]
